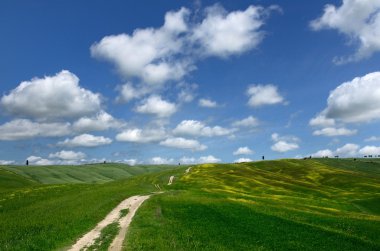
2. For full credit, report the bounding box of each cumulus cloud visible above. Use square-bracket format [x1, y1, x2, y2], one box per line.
[180, 155, 221, 164]
[177, 82, 198, 103]
[58, 134, 112, 147]
[1, 70, 101, 120]
[91, 4, 275, 96]
[311, 0, 380, 63]
[0, 119, 71, 141]
[234, 157, 253, 163]
[365, 136, 380, 142]
[160, 137, 207, 151]
[313, 127, 357, 137]
[271, 141, 299, 153]
[233, 146, 254, 155]
[173, 120, 233, 137]
[91, 7, 190, 85]
[335, 143, 359, 156]
[123, 159, 138, 166]
[115, 83, 150, 103]
[192, 5, 276, 57]
[247, 84, 285, 107]
[115, 127, 167, 143]
[135, 95, 177, 117]
[310, 72, 380, 131]
[311, 149, 334, 158]
[359, 146, 380, 156]
[312, 143, 380, 158]
[309, 114, 335, 127]
[149, 157, 175, 165]
[232, 116, 259, 128]
[198, 98, 218, 108]
[73, 111, 123, 132]
[198, 155, 221, 163]
[325, 72, 380, 123]
[49, 150, 86, 160]
[178, 155, 222, 164]
[27, 156, 55, 165]
[271, 133, 299, 153]
[0, 160, 15, 165]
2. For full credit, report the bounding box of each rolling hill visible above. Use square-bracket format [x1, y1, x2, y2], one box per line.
[0, 159, 379, 250]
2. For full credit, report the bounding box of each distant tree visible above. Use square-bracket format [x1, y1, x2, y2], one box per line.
[26, 160, 29, 166]
[262, 156, 265, 160]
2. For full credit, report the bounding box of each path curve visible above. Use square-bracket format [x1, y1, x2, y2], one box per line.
[68, 195, 150, 251]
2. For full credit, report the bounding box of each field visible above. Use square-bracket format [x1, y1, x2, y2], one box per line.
[0, 159, 379, 250]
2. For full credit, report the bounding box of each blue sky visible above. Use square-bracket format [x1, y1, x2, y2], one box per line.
[1, 0, 380, 165]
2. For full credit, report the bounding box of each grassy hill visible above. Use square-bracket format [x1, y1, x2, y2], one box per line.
[0, 159, 379, 250]
[126, 159, 380, 250]
[0, 163, 183, 250]
[0, 163, 180, 184]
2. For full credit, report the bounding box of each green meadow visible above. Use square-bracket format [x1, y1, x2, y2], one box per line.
[0, 159, 379, 250]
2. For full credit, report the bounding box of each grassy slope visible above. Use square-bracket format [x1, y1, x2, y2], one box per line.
[0, 164, 185, 250]
[126, 159, 380, 251]
[1, 163, 179, 184]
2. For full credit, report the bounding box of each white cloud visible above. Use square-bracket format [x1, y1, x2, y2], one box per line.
[91, 4, 275, 91]
[0, 119, 71, 141]
[58, 134, 112, 147]
[123, 159, 138, 166]
[311, 149, 334, 158]
[49, 150, 86, 160]
[271, 141, 299, 153]
[179, 155, 222, 164]
[116, 83, 149, 103]
[0, 160, 15, 165]
[247, 84, 285, 107]
[173, 120, 233, 137]
[335, 143, 359, 157]
[198, 155, 221, 163]
[271, 133, 299, 153]
[1, 70, 101, 120]
[27, 156, 55, 166]
[149, 157, 175, 165]
[160, 137, 207, 151]
[91, 8, 190, 85]
[359, 146, 380, 156]
[193, 5, 274, 57]
[177, 83, 198, 103]
[73, 111, 123, 132]
[135, 95, 177, 117]
[179, 156, 197, 164]
[233, 146, 254, 155]
[313, 127, 357, 137]
[311, 143, 380, 158]
[309, 114, 335, 127]
[311, 0, 380, 63]
[234, 157, 253, 163]
[232, 116, 259, 127]
[365, 136, 380, 142]
[115, 127, 166, 143]
[317, 72, 380, 123]
[198, 98, 218, 108]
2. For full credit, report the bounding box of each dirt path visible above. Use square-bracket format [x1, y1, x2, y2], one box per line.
[68, 195, 150, 251]
[167, 175, 175, 185]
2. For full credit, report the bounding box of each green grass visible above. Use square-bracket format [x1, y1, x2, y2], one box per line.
[120, 208, 130, 218]
[1, 163, 180, 184]
[0, 164, 186, 250]
[86, 222, 120, 251]
[0, 159, 379, 250]
[0, 168, 36, 190]
[125, 159, 380, 250]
